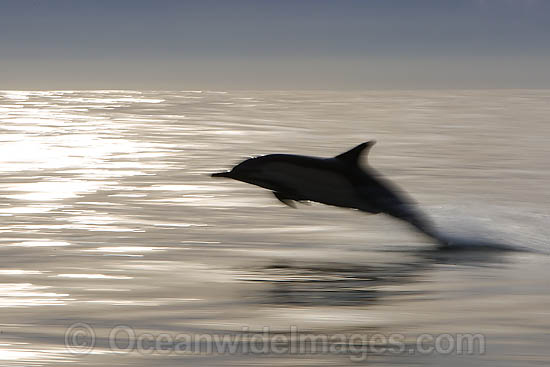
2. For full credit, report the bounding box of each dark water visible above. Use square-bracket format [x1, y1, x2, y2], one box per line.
[0, 90, 549, 365]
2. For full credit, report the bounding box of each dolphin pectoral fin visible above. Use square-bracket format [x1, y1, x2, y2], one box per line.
[273, 192, 297, 208]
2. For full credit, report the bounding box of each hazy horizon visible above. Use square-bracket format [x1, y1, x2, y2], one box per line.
[2, 0, 550, 90]
[6, 87, 550, 92]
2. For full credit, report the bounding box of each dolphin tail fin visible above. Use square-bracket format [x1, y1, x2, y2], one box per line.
[406, 214, 444, 244]
[335, 141, 376, 165]
[386, 205, 447, 245]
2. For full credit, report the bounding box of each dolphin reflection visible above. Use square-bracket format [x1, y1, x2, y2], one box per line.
[241, 246, 513, 307]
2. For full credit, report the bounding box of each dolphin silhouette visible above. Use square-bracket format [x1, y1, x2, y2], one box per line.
[212, 142, 442, 242]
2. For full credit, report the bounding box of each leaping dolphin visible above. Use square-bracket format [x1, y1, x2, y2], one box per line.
[212, 142, 442, 243]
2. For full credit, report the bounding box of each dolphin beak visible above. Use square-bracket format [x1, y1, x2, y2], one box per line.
[211, 171, 233, 178]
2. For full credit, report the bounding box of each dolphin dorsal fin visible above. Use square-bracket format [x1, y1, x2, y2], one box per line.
[335, 141, 375, 165]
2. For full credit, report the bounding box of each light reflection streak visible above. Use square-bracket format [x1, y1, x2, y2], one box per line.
[0, 283, 70, 307]
[84, 246, 168, 253]
[0, 90, 179, 229]
[8, 241, 71, 247]
[54, 274, 133, 280]
[0, 270, 44, 275]
[3, 180, 112, 201]
[0, 204, 61, 214]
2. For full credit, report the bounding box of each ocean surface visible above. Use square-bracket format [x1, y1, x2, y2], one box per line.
[0, 90, 549, 366]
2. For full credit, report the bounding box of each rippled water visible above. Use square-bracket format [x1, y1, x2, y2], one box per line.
[1, 90, 549, 365]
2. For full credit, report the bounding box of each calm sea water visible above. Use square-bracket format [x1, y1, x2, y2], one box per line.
[0, 90, 549, 366]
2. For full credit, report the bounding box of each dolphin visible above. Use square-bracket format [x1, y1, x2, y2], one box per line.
[212, 142, 442, 243]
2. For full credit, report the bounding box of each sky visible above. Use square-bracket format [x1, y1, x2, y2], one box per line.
[1, 0, 549, 89]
